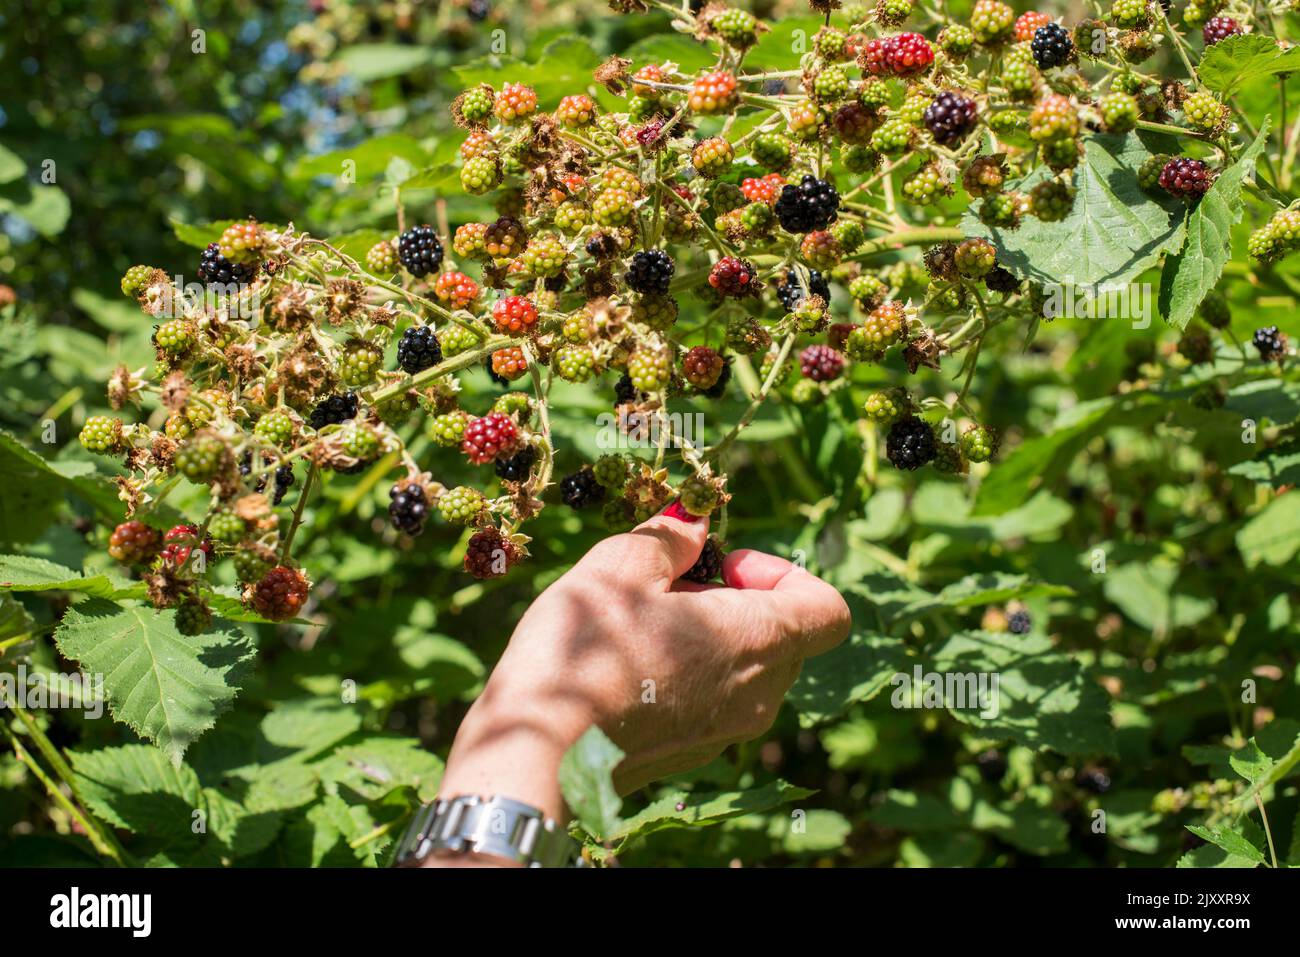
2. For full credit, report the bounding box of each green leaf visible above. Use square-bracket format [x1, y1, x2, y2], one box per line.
[0, 433, 66, 544]
[1198, 34, 1300, 96]
[311, 737, 444, 803]
[611, 779, 814, 843]
[1235, 492, 1300, 568]
[1228, 440, 1300, 487]
[0, 592, 35, 644]
[1225, 378, 1300, 426]
[54, 600, 256, 763]
[290, 134, 430, 185]
[71, 745, 204, 845]
[1158, 120, 1271, 330]
[888, 572, 1075, 625]
[788, 592, 909, 726]
[1229, 718, 1300, 805]
[1176, 843, 1261, 868]
[1184, 824, 1265, 864]
[0, 555, 123, 600]
[1103, 560, 1215, 632]
[0, 143, 25, 184]
[333, 44, 437, 83]
[621, 33, 716, 75]
[0, 181, 70, 238]
[558, 725, 624, 841]
[452, 37, 601, 106]
[963, 133, 1185, 287]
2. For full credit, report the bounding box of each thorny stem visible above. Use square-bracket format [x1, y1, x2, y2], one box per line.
[707, 332, 797, 464]
[280, 461, 318, 562]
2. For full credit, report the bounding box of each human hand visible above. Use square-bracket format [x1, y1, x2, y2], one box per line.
[431, 508, 851, 846]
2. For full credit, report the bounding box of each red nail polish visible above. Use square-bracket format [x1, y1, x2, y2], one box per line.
[662, 500, 700, 523]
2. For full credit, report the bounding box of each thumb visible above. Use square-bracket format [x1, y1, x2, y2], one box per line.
[625, 504, 711, 583]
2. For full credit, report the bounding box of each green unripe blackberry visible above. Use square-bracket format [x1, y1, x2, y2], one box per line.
[790, 377, 825, 406]
[592, 454, 629, 490]
[366, 240, 398, 274]
[209, 509, 247, 544]
[430, 410, 471, 448]
[1182, 91, 1227, 133]
[725, 316, 771, 355]
[759, 347, 795, 387]
[876, 0, 913, 26]
[986, 109, 1024, 135]
[1099, 92, 1140, 133]
[863, 387, 910, 424]
[461, 155, 502, 195]
[1110, 0, 1149, 29]
[1029, 180, 1075, 222]
[741, 201, 775, 234]
[678, 475, 721, 516]
[519, 232, 568, 278]
[628, 347, 671, 391]
[850, 274, 887, 309]
[460, 85, 495, 123]
[931, 441, 967, 474]
[832, 220, 866, 253]
[233, 548, 272, 583]
[339, 338, 384, 387]
[1138, 153, 1173, 191]
[752, 133, 794, 171]
[554, 344, 598, 383]
[979, 192, 1022, 228]
[632, 294, 679, 332]
[1041, 137, 1081, 172]
[901, 165, 946, 205]
[792, 297, 827, 332]
[554, 201, 589, 234]
[871, 116, 913, 156]
[842, 145, 880, 174]
[79, 415, 123, 454]
[592, 187, 636, 227]
[121, 265, 154, 297]
[899, 92, 929, 126]
[1003, 48, 1040, 101]
[856, 78, 889, 109]
[175, 433, 227, 482]
[927, 281, 968, 310]
[438, 486, 487, 525]
[710, 182, 746, 216]
[955, 238, 997, 278]
[1247, 223, 1280, 261]
[815, 26, 850, 61]
[154, 320, 196, 357]
[601, 498, 635, 532]
[439, 323, 480, 357]
[938, 25, 975, 57]
[711, 7, 758, 47]
[343, 424, 381, 462]
[960, 425, 996, 462]
[970, 0, 1015, 46]
[175, 601, 213, 637]
[813, 66, 851, 103]
[1199, 290, 1231, 329]
[254, 410, 296, 449]
[493, 392, 532, 418]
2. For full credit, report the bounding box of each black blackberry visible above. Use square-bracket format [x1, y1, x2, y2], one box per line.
[1031, 22, 1073, 70]
[614, 372, 641, 405]
[773, 175, 840, 233]
[984, 264, 1020, 294]
[923, 92, 978, 145]
[397, 225, 444, 278]
[776, 268, 831, 311]
[389, 483, 429, 535]
[197, 243, 255, 286]
[1075, 767, 1112, 794]
[396, 325, 442, 374]
[467, 0, 491, 20]
[702, 359, 732, 398]
[586, 232, 620, 259]
[272, 464, 295, 505]
[885, 416, 937, 470]
[681, 536, 724, 583]
[1252, 325, 1287, 361]
[559, 468, 606, 508]
[494, 446, 537, 482]
[625, 249, 675, 294]
[975, 749, 1007, 784]
[1008, 609, 1032, 634]
[308, 391, 359, 430]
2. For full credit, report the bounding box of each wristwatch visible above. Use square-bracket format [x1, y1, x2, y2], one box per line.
[392, 794, 583, 868]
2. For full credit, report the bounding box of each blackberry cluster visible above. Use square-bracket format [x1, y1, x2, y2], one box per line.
[625, 249, 675, 294]
[272, 464, 295, 505]
[397, 325, 443, 374]
[308, 392, 359, 430]
[681, 537, 724, 583]
[774, 175, 840, 233]
[1202, 16, 1242, 46]
[397, 225, 445, 278]
[923, 92, 978, 145]
[885, 416, 937, 470]
[494, 446, 537, 481]
[1030, 22, 1072, 69]
[776, 268, 830, 311]
[1159, 158, 1211, 199]
[197, 243, 255, 286]
[389, 483, 430, 535]
[560, 468, 606, 508]
[800, 344, 844, 382]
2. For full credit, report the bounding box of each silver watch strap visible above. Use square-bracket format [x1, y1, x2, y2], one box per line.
[393, 795, 582, 868]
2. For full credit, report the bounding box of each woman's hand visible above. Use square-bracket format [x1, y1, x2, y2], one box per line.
[429, 509, 852, 853]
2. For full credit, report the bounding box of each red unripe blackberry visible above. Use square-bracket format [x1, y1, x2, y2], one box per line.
[924, 91, 978, 145]
[108, 521, 161, 564]
[832, 102, 880, 145]
[625, 249, 675, 294]
[709, 256, 758, 297]
[491, 346, 528, 381]
[682, 346, 725, 389]
[492, 295, 539, 334]
[1158, 157, 1211, 199]
[159, 523, 213, 569]
[397, 225, 444, 277]
[800, 344, 845, 382]
[433, 271, 480, 309]
[689, 70, 739, 113]
[860, 37, 891, 75]
[462, 411, 520, 464]
[464, 527, 520, 579]
[1014, 11, 1052, 42]
[1202, 17, 1242, 45]
[741, 173, 786, 205]
[494, 82, 537, 122]
[680, 536, 725, 584]
[886, 33, 935, 76]
[555, 93, 596, 127]
[252, 566, 310, 622]
[559, 467, 606, 509]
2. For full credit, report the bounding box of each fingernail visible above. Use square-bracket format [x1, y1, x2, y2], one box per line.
[662, 500, 700, 523]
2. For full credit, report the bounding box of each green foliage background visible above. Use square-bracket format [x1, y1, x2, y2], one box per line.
[1, 0, 1298, 868]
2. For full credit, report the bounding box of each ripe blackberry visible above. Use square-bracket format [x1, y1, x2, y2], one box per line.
[975, 748, 1008, 783]
[396, 225, 444, 278]
[308, 391, 359, 430]
[272, 464, 295, 505]
[389, 482, 430, 535]
[197, 243, 254, 286]
[1159, 157, 1211, 199]
[560, 468, 606, 509]
[681, 536, 725, 584]
[984, 265, 1020, 294]
[462, 411, 520, 464]
[776, 268, 830, 311]
[614, 373, 641, 405]
[1252, 326, 1288, 361]
[885, 416, 937, 470]
[464, 527, 520, 579]
[107, 521, 161, 564]
[625, 250, 675, 294]
[396, 325, 443, 374]
[800, 344, 845, 382]
[252, 566, 310, 622]
[494, 445, 537, 482]
[923, 92, 978, 145]
[709, 256, 758, 297]
[774, 175, 840, 233]
[1030, 22, 1073, 69]
[1007, 608, 1032, 634]
[1202, 16, 1242, 45]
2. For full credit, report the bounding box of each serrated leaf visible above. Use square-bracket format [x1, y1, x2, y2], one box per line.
[0, 592, 35, 643]
[1158, 121, 1271, 330]
[0, 555, 122, 599]
[963, 133, 1185, 287]
[890, 573, 1075, 625]
[0, 433, 66, 544]
[452, 36, 601, 106]
[71, 744, 203, 845]
[622, 32, 715, 75]
[611, 779, 814, 843]
[1235, 492, 1300, 568]
[311, 736, 444, 803]
[55, 600, 256, 763]
[1198, 34, 1300, 96]
[1176, 843, 1260, 868]
[558, 725, 624, 841]
[1228, 440, 1300, 487]
[1229, 719, 1300, 805]
[1184, 824, 1265, 864]
[1103, 560, 1215, 632]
